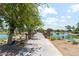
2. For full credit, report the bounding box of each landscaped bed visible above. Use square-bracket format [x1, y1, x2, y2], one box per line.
[52, 40, 79, 56]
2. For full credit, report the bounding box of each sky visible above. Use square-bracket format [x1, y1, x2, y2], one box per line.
[38, 3, 79, 30]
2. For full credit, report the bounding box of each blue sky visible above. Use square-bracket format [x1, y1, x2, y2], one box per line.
[38, 3, 79, 30]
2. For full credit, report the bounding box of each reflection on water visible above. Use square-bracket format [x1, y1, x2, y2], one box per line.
[50, 32, 75, 42]
[0, 34, 8, 39]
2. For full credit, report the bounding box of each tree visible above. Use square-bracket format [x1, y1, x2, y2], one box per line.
[22, 4, 44, 39]
[37, 28, 45, 33]
[56, 29, 60, 32]
[3, 4, 26, 44]
[0, 3, 43, 44]
[65, 25, 72, 32]
[46, 28, 53, 38]
[0, 18, 3, 31]
[72, 26, 75, 32]
[47, 28, 53, 32]
[75, 22, 79, 32]
[60, 29, 64, 32]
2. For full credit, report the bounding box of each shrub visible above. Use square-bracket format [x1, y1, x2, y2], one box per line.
[72, 41, 79, 45]
[49, 36, 57, 41]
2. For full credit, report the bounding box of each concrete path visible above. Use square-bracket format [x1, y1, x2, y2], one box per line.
[17, 32, 62, 56]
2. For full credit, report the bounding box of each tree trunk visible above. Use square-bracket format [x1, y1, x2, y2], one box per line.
[28, 30, 32, 40]
[25, 33, 28, 41]
[7, 28, 15, 44]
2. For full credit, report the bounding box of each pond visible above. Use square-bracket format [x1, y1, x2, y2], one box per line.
[50, 32, 76, 42]
[0, 34, 8, 39]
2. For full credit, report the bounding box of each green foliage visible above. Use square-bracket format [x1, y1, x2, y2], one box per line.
[49, 36, 57, 41]
[75, 22, 79, 32]
[72, 26, 75, 30]
[0, 18, 3, 30]
[72, 35, 79, 39]
[65, 25, 72, 32]
[1, 4, 42, 30]
[0, 3, 44, 43]
[72, 41, 79, 45]
[47, 28, 53, 32]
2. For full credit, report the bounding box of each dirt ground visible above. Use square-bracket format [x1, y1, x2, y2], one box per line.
[0, 40, 25, 56]
[52, 40, 79, 56]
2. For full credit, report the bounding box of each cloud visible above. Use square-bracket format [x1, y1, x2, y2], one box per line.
[68, 4, 79, 13]
[60, 16, 66, 23]
[60, 15, 71, 19]
[42, 17, 58, 26]
[67, 9, 71, 13]
[42, 17, 67, 26]
[60, 19, 66, 22]
[42, 17, 67, 29]
[61, 16, 65, 19]
[38, 6, 44, 13]
[44, 7, 57, 14]
[67, 15, 71, 19]
[38, 6, 57, 17]
[71, 4, 79, 12]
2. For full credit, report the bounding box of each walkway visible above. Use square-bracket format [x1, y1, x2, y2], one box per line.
[17, 32, 62, 56]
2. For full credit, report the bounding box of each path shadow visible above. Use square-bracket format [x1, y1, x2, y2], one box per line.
[0, 40, 25, 56]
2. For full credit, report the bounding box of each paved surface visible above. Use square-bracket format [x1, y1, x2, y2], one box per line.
[17, 32, 62, 56]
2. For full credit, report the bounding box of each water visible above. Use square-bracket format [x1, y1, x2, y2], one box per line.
[0, 34, 8, 39]
[50, 32, 75, 42]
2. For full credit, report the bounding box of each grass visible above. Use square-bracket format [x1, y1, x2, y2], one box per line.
[0, 31, 8, 43]
[49, 36, 62, 41]
[0, 38, 7, 43]
[72, 35, 79, 39]
[72, 41, 79, 45]
[0, 31, 8, 34]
